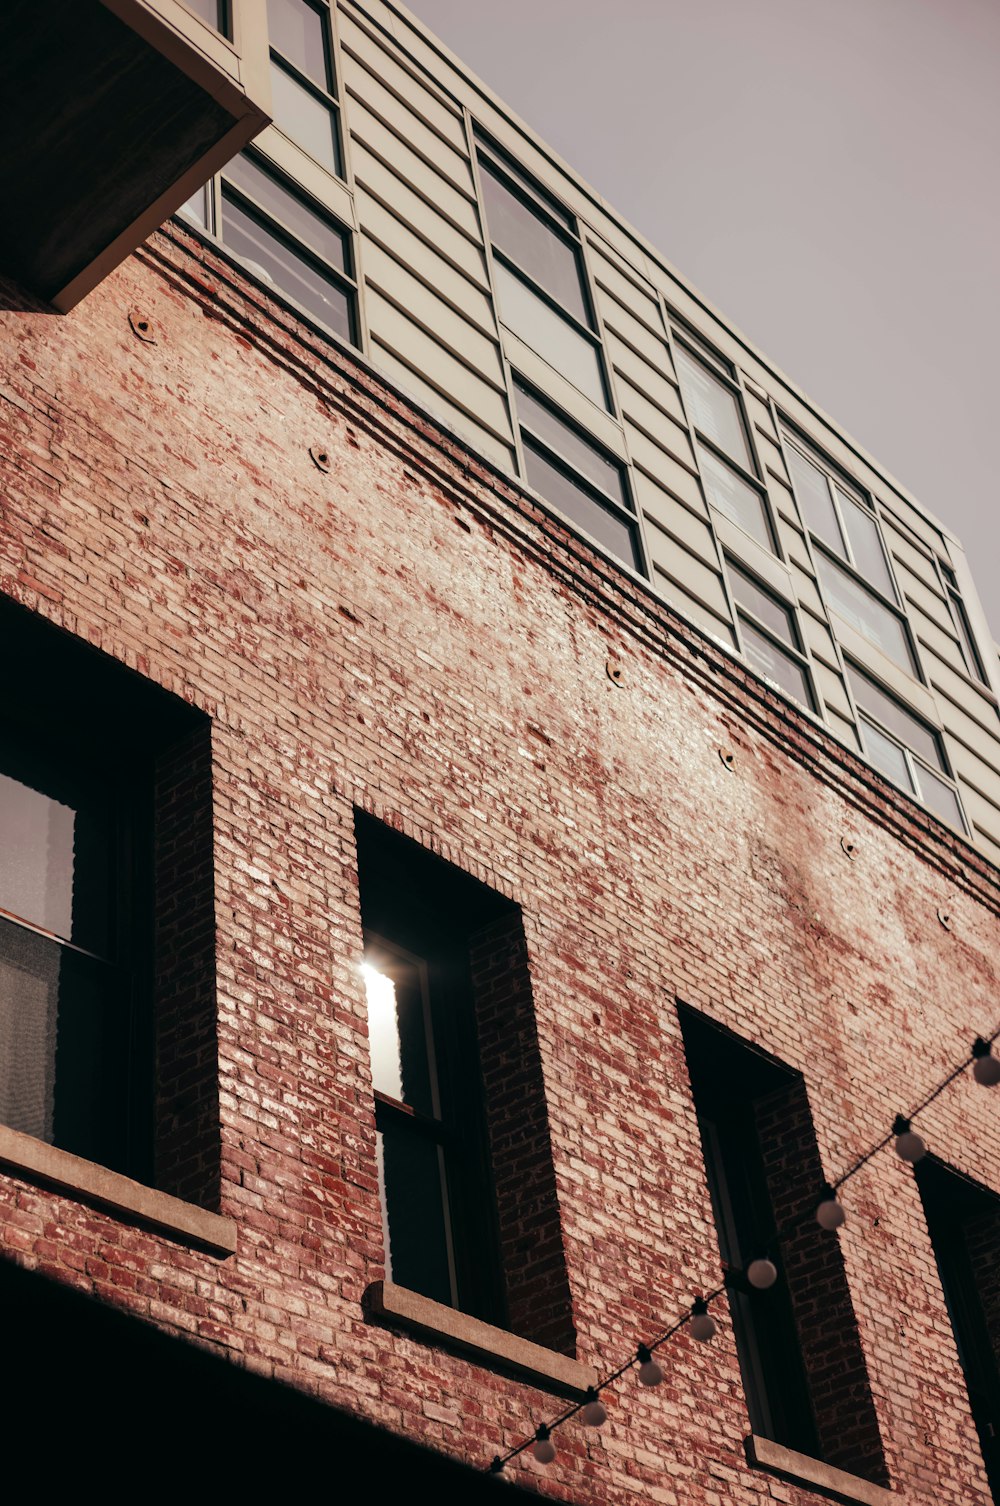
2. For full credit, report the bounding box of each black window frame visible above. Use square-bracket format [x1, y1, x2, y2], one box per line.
[219, 149, 360, 348]
[513, 375, 645, 576]
[938, 559, 990, 687]
[266, 0, 345, 181]
[726, 556, 818, 714]
[475, 131, 612, 412]
[672, 324, 778, 555]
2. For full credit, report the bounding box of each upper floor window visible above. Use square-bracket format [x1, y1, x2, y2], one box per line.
[939, 561, 988, 685]
[674, 331, 774, 553]
[266, 0, 344, 179]
[845, 661, 967, 832]
[727, 559, 816, 712]
[514, 379, 642, 574]
[784, 431, 916, 675]
[220, 151, 358, 345]
[477, 137, 609, 411]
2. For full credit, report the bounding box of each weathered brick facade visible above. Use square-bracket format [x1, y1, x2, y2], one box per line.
[1, 216, 999, 1503]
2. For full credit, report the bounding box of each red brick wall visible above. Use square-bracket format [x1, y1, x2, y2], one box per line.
[1, 220, 999, 1503]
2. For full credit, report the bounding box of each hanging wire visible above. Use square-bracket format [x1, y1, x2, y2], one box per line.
[485, 1018, 1000, 1474]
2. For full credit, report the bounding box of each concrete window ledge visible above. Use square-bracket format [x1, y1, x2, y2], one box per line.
[364, 1280, 597, 1397]
[746, 1435, 894, 1506]
[0, 1124, 236, 1257]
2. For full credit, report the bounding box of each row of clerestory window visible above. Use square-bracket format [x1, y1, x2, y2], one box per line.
[177, 0, 983, 840]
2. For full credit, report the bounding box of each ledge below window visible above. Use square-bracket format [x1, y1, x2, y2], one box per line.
[0, 1124, 236, 1257]
[364, 1280, 597, 1397]
[746, 1435, 893, 1506]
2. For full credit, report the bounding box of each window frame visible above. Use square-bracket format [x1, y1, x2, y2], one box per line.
[512, 375, 646, 576]
[844, 659, 968, 832]
[265, 0, 346, 183]
[475, 132, 612, 413]
[937, 559, 990, 687]
[725, 556, 818, 714]
[218, 148, 360, 346]
[672, 324, 778, 555]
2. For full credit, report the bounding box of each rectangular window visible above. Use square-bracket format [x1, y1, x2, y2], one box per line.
[940, 561, 988, 685]
[356, 813, 575, 1351]
[477, 138, 609, 410]
[727, 559, 816, 711]
[845, 661, 967, 831]
[674, 334, 775, 552]
[815, 553, 915, 673]
[221, 152, 357, 345]
[679, 1006, 887, 1485]
[915, 1159, 1000, 1500]
[514, 378, 642, 573]
[266, 0, 344, 179]
[185, 0, 228, 34]
[0, 597, 216, 1200]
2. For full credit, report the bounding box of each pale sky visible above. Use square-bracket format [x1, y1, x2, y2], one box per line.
[408, 0, 1000, 644]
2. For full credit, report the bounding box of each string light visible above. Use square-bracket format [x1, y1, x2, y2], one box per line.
[972, 1037, 1000, 1087]
[746, 1257, 778, 1289]
[484, 1020, 1000, 1476]
[580, 1388, 607, 1427]
[893, 1115, 927, 1163]
[636, 1344, 664, 1387]
[816, 1182, 846, 1230]
[688, 1297, 717, 1341]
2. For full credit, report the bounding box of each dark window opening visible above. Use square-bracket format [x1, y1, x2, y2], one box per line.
[916, 1158, 1000, 1501]
[0, 595, 216, 1203]
[355, 812, 575, 1353]
[679, 1005, 888, 1483]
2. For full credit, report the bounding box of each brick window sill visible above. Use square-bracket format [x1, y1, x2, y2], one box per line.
[746, 1435, 893, 1506]
[364, 1280, 596, 1397]
[0, 1123, 236, 1256]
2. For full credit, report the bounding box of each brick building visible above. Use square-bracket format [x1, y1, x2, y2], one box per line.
[1, 2, 999, 1500]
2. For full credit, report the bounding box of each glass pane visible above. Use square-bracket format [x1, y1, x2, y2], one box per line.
[494, 263, 606, 409]
[221, 192, 353, 342]
[839, 493, 895, 597]
[514, 381, 627, 508]
[786, 445, 844, 556]
[178, 185, 211, 231]
[816, 555, 915, 673]
[267, 0, 330, 91]
[0, 761, 111, 955]
[948, 590, 985, 680]
[377, 1119, 454, 1306]
[0, 918, 128, 1168]
[859, 717, 915, 793]
[185, 0, 224, 31]
[728, 563, 797, 646]
[479, 161, 589, 324]
[269, 62, 341, 176]
[845, 663, 944, 770]
[675, 346, 752, 469]
[362, 957, 435, 1117]
[740, 619, 814, 708]
[521, 436, 641, 571]
[698, 445, 772, 550]
[915, 765, 967, 831]
[224, 154, 348, 273]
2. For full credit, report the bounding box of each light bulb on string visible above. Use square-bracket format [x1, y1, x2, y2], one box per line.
[747, 1257, 778, 1289]
[972, 1037, 1000, 1087]
[636, 1343, 664, 1386]
[816, 1182, 846, 1230]
[688, 1297, 717, 1341]
[532, 1425, 556, 1465]
[893, 1114, 926, 1163]
[580, 1388, 607, 1427]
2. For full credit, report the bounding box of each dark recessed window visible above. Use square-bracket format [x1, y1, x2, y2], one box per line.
[514, 379, 642, 574]
[915, 1159, 1000, 1502]
[477, 138, 609, 410]
[679, 1006, 887, 1486]
[266, 0, 344, 178]
[0, 597, 216, 1199]
[845, 662, 967, 831]
[674, 335, 775, 553]
[221, 153, 357, 345]
[356, 813, 575, 1351]
[727, 559, 816, 711]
